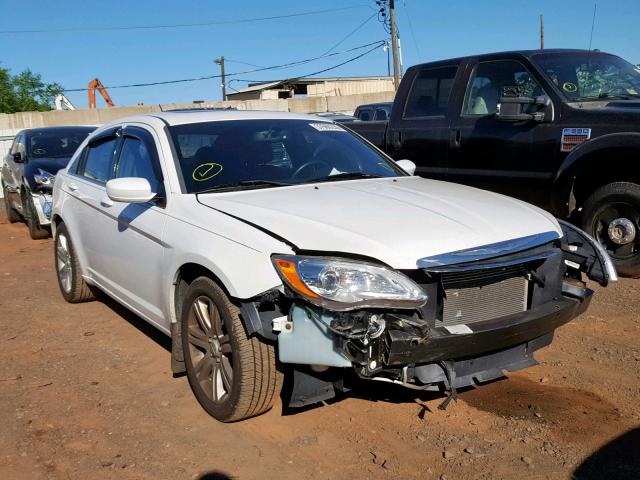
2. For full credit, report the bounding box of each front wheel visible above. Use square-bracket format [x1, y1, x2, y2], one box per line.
[25, 193, 50, 240]
[2, 185, 20, 223]
[181, 277, 282, 422]
[582, 182, 640, 277]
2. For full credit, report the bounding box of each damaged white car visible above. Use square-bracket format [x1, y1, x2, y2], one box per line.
[51, 111, 615, 422]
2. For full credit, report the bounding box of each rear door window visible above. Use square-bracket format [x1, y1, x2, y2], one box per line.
[404, 66, 458, 118]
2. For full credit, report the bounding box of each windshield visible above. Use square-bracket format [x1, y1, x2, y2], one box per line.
[29, 130, 94, 159]
[533, 52, 640, 101]
[169, 119, 404, 193]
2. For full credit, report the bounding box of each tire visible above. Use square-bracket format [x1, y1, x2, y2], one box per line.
[181, 276, 282, 422]
[24, 193, 50, 240]
[2, 185, 20, 223]
[581, 182, 640, 277]
[54, 222, 97, 303]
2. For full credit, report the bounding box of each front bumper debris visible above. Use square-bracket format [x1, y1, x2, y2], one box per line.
[385, 290, 591, 365]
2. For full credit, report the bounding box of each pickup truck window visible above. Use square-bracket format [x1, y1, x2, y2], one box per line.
[533, 52, 640, 101]
[357, 109, 373, 121]
[463, 60, 543, 116]
[404, 66, 457, 118]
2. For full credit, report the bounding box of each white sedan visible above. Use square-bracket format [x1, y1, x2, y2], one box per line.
[51, 111, 615, 422]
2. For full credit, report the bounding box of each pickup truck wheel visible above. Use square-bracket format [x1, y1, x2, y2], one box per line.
[582, 182, 640, 277]
[54, 222, 97, 302]
[181, 277, 282, 422]
[2, 185, 20, 223]
[25, 193, 50, 240]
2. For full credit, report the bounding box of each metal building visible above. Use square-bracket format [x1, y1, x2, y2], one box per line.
[227, 76, 395, 101]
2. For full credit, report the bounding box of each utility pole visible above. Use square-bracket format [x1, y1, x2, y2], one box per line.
[540, 14, 544, 49]
[214, 56, 226, 101]
[389, 0, 400, 90]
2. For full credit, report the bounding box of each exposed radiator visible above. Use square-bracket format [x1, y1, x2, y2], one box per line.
[440, 275, 528, 327]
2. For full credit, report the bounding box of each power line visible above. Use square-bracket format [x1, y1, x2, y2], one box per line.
[401, 0, 422, 60]
[61, 41, 385, 92]
[321, 11, 378, 56]
[224, 58, 266, 69]
[0, 5, 369, 34]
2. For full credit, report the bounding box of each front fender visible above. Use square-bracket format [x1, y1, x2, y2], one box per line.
[551, 132, 640, 215]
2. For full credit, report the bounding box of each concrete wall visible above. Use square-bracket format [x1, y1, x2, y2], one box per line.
[0, 91, 396, 131]
[307, 79, 394, 97]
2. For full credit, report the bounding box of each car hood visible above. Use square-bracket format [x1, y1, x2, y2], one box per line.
[197, 176, 562, 269]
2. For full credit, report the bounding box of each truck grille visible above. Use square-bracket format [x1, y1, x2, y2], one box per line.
[439, 270, 528, 327]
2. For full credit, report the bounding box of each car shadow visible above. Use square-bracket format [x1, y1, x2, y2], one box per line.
[195, 472, 233, 480]
[99, 293, 172, 354]
[572, 427, 640, 480]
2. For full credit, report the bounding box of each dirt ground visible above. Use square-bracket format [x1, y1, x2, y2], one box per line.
[0, 206, 638, 480]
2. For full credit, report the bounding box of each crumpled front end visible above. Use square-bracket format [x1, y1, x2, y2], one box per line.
[247, 223, 614, 408]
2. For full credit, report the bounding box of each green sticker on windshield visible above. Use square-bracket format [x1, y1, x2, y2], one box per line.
[562, 82, 578, 93]
[193, 163, 223, 182]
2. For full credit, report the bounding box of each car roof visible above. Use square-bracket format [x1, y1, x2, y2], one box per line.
[19, 126, 97, 136]
[410, 48, 618, 69]
[357, 102, 393, 109]
[146, 110, 331, 126]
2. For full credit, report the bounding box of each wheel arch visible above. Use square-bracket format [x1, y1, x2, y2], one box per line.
[551, 132, 640, 218]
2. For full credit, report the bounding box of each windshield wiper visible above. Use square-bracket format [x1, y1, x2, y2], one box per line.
[307, 172, 383, 183]
[579, 92, 636, 100]
[196, 179, 292, 194]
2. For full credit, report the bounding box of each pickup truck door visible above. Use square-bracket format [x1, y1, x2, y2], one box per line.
[447, 58, 559, 208]
[386, 64, 462, 179]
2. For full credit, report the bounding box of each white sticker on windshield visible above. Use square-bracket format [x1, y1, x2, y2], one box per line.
[444, 324, 473, 335]
[309, 122, 345, 132]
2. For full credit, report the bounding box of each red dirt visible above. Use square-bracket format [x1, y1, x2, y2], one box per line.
[1, 207, 638, 479]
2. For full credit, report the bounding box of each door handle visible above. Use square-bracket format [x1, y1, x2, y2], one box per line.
[68, 183, 78, 192]
[100, 196, 113, 208]
[450, 129, 461, 149]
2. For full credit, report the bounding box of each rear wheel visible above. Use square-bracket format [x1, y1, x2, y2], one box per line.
[2, 185, 20, 223]
[24, 192, 50, 239]
[54, 222, 97, 303]
[582, 182, 640, 277]
[181, 276, 281, 422]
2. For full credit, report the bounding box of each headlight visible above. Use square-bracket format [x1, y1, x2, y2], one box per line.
[33, 169, 56, 186]
[272, 255, 427, 311]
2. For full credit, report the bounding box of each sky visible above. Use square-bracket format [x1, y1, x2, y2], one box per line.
[1, 0, 638, 108]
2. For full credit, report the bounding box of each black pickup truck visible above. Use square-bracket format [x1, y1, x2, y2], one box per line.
[349, 49, 640, 275]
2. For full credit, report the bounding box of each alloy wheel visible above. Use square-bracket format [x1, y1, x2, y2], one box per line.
[56, 233, 72, 293]
[187, 296, 233, 403]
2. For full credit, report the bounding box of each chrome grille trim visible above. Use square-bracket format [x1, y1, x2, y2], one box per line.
[417, 231, 559, 268]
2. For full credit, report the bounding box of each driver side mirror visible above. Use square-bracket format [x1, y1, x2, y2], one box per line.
[12, 152, 24, 163]
[106, 177, 155, 203]
[496, 86, 550, 123]
[396, 159, 416, 176]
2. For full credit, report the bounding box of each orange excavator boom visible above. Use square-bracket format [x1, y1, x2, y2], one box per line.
[88, 78, 115, 109]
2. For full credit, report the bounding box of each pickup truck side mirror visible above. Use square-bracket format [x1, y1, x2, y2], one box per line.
[496, 86, 550, 123]
[12, 152, 24, 163]
[396, 159, 416, 175]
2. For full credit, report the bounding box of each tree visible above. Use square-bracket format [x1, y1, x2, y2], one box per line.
[0, 66, 63, 113]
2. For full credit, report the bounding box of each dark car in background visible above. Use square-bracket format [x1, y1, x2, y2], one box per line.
[353, 102, 392, 122]
[2, 126, 96, 239]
